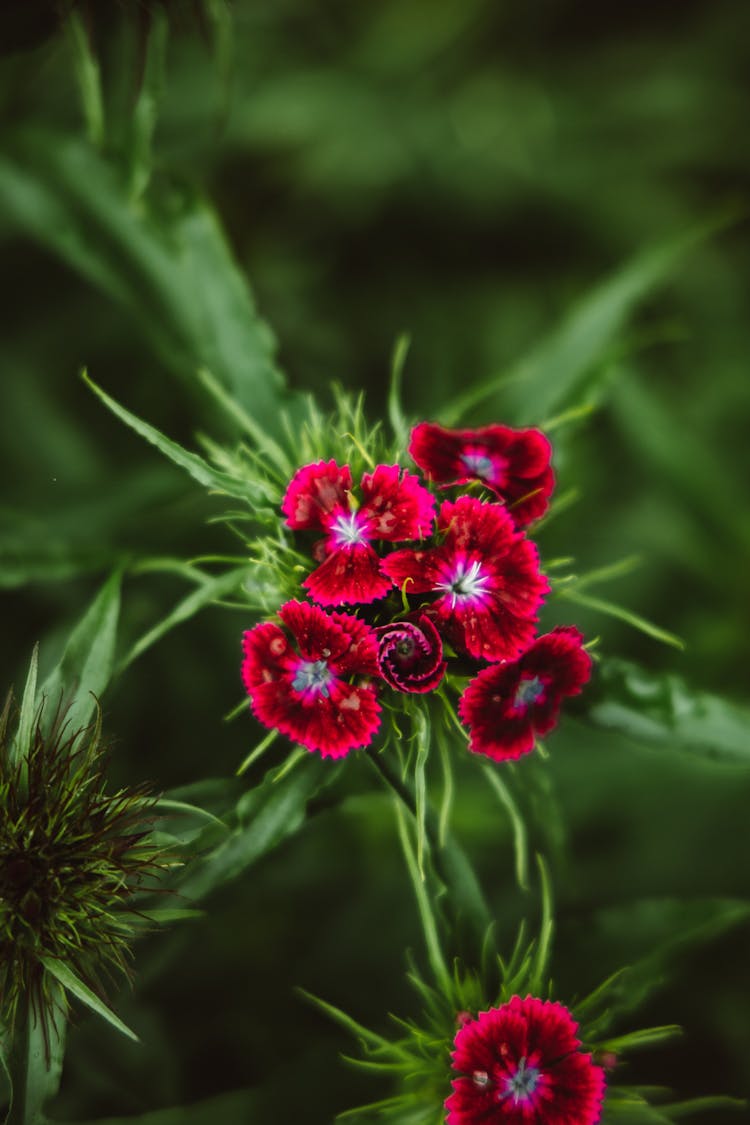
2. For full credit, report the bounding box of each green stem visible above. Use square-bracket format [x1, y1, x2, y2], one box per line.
[5, 981, 66, 1125]
[366, 750, 491, 962]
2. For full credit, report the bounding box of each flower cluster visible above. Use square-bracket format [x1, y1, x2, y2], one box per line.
[241, 421, 591, 760]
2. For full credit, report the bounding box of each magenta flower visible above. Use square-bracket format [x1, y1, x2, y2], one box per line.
[241, 600, 381, 758]
[445, 995, 606, 1125]
[375, 614, 446, 693]
[409, 422, 554, 527]
[381, 496, 548, 662]
[458, 626, 592, 761]
[282, 460, 435, 606]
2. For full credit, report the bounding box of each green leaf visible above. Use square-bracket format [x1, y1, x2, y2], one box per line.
[588, 659, 750, 765]
[0, 130, 291, 435]
[11, 644, 38, 773]
[581, 898, 750, 1034]
[174, 758, 339, 902]
[388, 333, 411, 451]
[296, 989, 391, 1052]
[118, 565, 251, 672]
[557, 589, 684, 649]
[440, 215, 732, 426]
[68, 13, 105, 148]
[2, 984, 66, 1125]
[82, 372, 265, 503]
[39, 568, 122, 733]
[126, 9, 168, 202]
[39, 957, 139, 1043]
[482, 765, 529, 892]
[529, 854, 553, 995]
[394, 801, 451, 995]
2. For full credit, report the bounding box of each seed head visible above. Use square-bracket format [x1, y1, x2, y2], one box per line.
[0, 688, 162, 1030]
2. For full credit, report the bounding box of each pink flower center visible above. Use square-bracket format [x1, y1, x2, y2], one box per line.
[436, 559, 490, 607]
[514, 675, 545, 710]
[291, 659, 332, 697]
[502, 1057, 541, 1104]
[330, 510, 368, 547]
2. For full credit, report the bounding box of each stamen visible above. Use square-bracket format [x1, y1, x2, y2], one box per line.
[331, 510, 367, 547]
[514, 675, 545, 709]
[291, 659, 332, 697]
[436, 559, 490, 607]
[461, 451, 495, 481]
[502, 1057, 541, 1104]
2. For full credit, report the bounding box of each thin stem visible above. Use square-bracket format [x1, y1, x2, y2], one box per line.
[366, 750, 491, 961]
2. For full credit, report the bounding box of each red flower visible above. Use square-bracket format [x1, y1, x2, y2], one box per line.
[381, 496, 548, 662]
[282, 460, 435, 605]
[375, 614, 446, 693]
[241, 600, 381, 758]
[445, 995, 606, 1125]
[458, 627, 592, 761]
[409, 422, 554, 527]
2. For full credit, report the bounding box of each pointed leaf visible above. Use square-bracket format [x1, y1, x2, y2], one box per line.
[0, 130, 291, 435]
[39, 957, 138, 1043]
[39, 569, 122, 733]
[11, 644, 38, 771]
[118, 565, 251, 672]
[82, 373, 263, 502]
[174, 757, 339, 902]
[441, 215, 732, 426]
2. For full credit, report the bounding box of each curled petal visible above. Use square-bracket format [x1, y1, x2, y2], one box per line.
[375, 615, 446, 693]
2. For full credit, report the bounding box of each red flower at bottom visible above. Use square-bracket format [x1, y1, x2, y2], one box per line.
[445, 996, 606, 1125]
[241, 601, 381, 758]
[458, 626, 591, 761]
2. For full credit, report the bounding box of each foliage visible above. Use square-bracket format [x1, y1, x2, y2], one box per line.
[0, 3, 749, 1124]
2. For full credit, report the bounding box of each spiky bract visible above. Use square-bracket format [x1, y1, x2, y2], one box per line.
[0, 692, 161, 1029]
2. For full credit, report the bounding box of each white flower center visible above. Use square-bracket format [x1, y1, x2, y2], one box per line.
[436, 559, 489, 607]
[291, 659, 332, 697]
[331, 510, 367, 547]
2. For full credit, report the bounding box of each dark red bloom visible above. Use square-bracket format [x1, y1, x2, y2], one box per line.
[445, 995, 606, 1125]
[282, 460, 435, 605]
[375, 614, 446, 693]
[241, 600, 381, 758]
[381, 496, 548, 662]
[409, 422, 554, 527]
[458, 627, 592, 761]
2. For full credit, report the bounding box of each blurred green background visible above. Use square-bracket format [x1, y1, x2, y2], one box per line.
[1, 1, 749, 1122]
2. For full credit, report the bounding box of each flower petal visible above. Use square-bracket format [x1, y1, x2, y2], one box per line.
[282, 460, 353, 531]
[304, 544, 393, 606]
[459, 627, 592, 760]
[360, 464, 435, 540]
